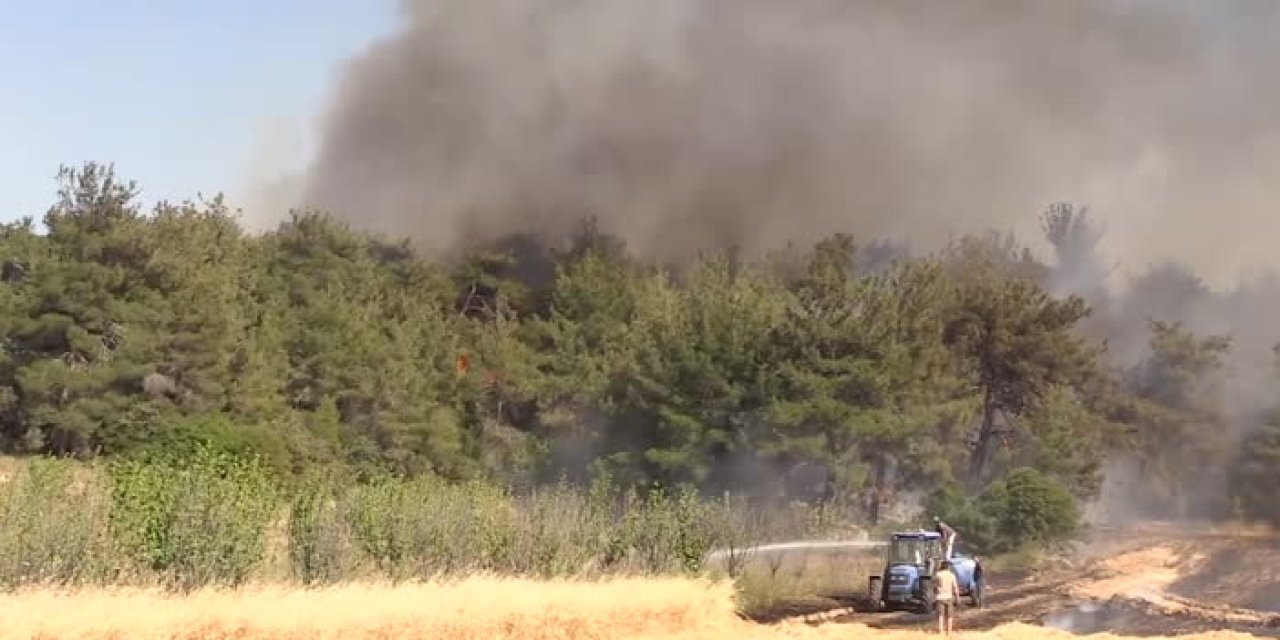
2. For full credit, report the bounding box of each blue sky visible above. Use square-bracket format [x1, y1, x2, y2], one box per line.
[0, 1, 398, 223]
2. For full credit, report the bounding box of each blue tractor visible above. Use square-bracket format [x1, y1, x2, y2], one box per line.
[866, 530, 983, 613]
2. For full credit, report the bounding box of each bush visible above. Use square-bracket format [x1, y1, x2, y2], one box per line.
[924, 468, 1080, 554]
[345, 475, 520, 580]
[621, 485, 718, 574]
[1228, 418, 1280, 525]
[982, 468, 1080, 552]
[108, 446, 281, 590]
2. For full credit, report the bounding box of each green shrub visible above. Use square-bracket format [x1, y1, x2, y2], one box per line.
[108, 445, 280, 590]
[609, 484, 719, 575]
[344, 475, 520, 580]
[982, 467, 1080, 552]
[924, 468, 1080, 554]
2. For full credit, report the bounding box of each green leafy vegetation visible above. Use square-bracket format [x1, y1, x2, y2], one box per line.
[0, 449, 852, 593]
[108, 447, 279, 590]
[0, 161, 1276, 599]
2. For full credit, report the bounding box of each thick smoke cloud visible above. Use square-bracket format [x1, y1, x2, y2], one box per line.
[284, 0, 1280, 523]
[298, 0, 1280, 288]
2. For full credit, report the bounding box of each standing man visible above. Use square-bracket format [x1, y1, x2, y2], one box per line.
[934, 559, 961, 637]
[934, 516, 957, 559]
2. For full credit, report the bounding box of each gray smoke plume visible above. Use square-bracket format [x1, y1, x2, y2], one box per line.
[290, 0, 1280, 523]
[297, 0, 1280, 288]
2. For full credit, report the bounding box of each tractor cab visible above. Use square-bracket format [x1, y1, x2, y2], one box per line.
[886, 531, 945, 569]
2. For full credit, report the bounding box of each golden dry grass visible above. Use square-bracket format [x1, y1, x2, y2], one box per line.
[731, 546, 882, 618]
[0, 577, 1265, 640]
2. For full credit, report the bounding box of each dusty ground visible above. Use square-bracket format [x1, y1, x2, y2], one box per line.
[770, 522, 1280, 638]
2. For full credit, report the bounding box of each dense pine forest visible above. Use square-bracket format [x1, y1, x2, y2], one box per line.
[1, 162, 1277, 550]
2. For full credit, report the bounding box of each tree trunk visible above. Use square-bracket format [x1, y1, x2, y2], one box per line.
[822, 465, 838, 505]
[867, 454, 889, 526]
[968, 391, 996, 489]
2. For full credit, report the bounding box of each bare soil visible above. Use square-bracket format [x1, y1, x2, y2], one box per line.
[764, 523, 1280, 637]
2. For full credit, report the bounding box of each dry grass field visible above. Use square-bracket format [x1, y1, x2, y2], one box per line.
[0, 457, 1274, 639]
[0, 576, 1267, 640]
[728, 544, 883, 619]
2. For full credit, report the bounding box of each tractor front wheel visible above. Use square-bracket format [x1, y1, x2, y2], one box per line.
[919, 577, 935, 614]
[868, 576, 885, 611]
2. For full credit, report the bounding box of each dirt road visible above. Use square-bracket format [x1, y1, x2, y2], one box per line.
[781, 523, 1280, 637]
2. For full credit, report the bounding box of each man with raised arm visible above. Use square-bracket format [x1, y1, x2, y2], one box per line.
[933, 516, 957, 559]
